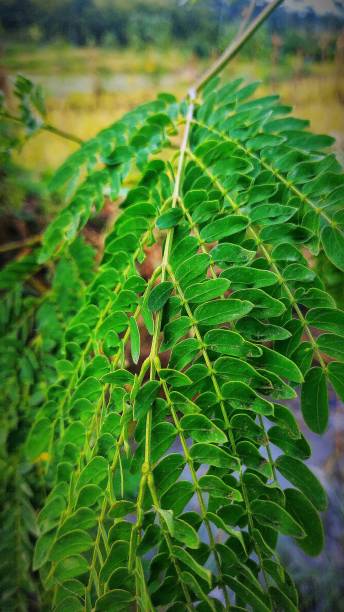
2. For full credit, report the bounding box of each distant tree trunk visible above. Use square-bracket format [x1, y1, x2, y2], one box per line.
[335, 29, 344, 104]
[0, 46, 10, 99]
[271, 33, 282, 85]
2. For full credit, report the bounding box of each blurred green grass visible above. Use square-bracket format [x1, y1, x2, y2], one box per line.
[2, 43, 343, 171]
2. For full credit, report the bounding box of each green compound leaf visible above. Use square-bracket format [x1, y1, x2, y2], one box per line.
[59, 508, 97, 535]
[222, 380, 274, 415]
[222, 266, 278, 288]
[76, 456, 108, 490]
[134, 380, 161, 419]
[6, 72, 344, 612]
[211, 242, 256, 264]
[306, 307, 344, 335]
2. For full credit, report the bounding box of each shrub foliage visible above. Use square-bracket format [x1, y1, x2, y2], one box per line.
[1, 68, 344, 611]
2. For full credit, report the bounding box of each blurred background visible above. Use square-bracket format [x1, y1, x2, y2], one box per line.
[0, 1, 344, 610]
[1, 0, 344, 169]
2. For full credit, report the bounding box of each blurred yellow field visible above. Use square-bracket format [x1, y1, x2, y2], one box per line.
[4, 46, 342, 172]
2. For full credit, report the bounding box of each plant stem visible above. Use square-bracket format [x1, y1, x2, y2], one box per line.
[193, 0, 284, 93]
[128, 93, 196, 609]
[235, 0, 257, 40]
[42, 122, 84, 145]
[149, 91, 196, 368]
[0, 234, 42, 254]
[1, 111, 84, 145]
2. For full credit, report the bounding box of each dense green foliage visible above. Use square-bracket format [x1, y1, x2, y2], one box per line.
[1, 69, 344, 611]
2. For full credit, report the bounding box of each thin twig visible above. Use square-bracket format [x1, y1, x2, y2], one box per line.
[0, 234, 42, 254]
[193, 0, 284, 93]
[236, 0, 257, 40]
[1, 111, 84, 145]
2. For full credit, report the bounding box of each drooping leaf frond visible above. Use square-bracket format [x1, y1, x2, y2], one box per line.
[1, 75, 343, 611]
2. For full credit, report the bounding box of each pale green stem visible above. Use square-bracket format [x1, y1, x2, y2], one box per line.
[1, 111, 84, 145]
[128, 92, 196, 610]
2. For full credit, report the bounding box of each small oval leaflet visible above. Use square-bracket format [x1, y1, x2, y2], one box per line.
[195, 299, 253, 325]
[200, 215, 248, 242]
[157, 208, 183, 229]
[129, 317, 140, 364]
[148, 281, 173, 312]
[301, 367, 328, 434]
[275, 455, 328, 511]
